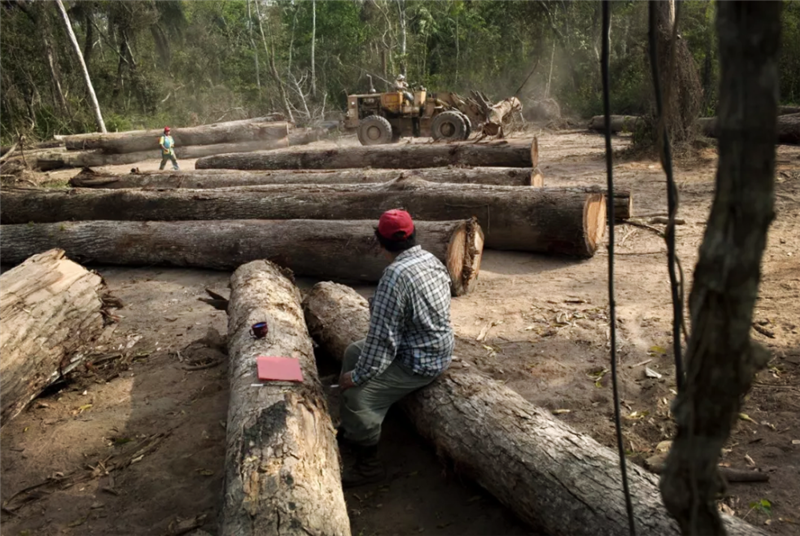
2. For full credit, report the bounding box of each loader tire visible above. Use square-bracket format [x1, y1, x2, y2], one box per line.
[432, 111, 468, 142]
[358, 115, 394, 146]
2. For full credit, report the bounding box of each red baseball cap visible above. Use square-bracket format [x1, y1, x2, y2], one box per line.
[377, 209, 414, 240]
[164, 126, 171, 132]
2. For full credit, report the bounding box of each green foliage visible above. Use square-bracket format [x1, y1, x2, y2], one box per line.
[749, 498, 772, 516]
[1, 0, 799, 144]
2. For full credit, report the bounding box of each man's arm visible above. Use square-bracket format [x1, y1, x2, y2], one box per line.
[350, 274, 405, 386]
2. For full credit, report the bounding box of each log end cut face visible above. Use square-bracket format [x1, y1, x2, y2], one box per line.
[446, 218, 484, 296]
[582, 193, 607, 257]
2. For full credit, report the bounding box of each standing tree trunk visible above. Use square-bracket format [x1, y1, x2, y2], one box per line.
[1, 219, 484, 296]
[222, 261, 350, 535]
[311, 0, 316, 98]
[659, 3, 781, 535]
[649, 0, 702, 143]
[301, 282, 766, 536]
[55, 0, 106, 133]
[0, 249, 107, 425]
[254, 0, 295, 125]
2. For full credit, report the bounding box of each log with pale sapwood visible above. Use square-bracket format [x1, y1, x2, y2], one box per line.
[0, 249, 107, 425]
[698, 113, 800, 144]
[1, 219, 483, 296]
[63, 119, 290, 153]
[68, 166, 543, 189]
[196, 138, 539, 170]
[2, 178, 602, 257]
[301, 281, 767, 536]
[588, 115, 644, 133]
[35, 138, 291, 169]
[221, 260, 350, 535]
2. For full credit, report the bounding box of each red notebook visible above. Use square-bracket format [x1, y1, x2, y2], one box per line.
[256, 356, 304, 383]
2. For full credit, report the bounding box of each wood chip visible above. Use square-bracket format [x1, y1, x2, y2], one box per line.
[644, 367, 662, 379]
[744, 454, 756, 466]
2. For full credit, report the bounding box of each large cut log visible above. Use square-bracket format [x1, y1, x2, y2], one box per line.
[68, 166, 543, 189]
[779, 105, 800, 115]
[1, 219, 483, 296]
[588, 115, 643, 133]
[698, 113, 800, 145]
[2, 179, 604, 257]
[36, 138, 291, 170]
[195, 138, 538, 170]
[301, 282, 767, 536]
[63, 119, 290, 153]
[222, 261, 349, 535]
[0, 249, 106, 424]
[483, 97, 523, 136]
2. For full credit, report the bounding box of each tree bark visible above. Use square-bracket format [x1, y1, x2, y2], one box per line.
[588, 115, 643, 133]
[482, 97, 523, 136]
[0, 249, 107, 425]
[2, 179, 605, 257]
[36, 138, 290, 170]
[63, 119, 290, 153]
[697, 113, 800, 145]
[301, 282, 766, 536]
[195, 139, 537, 170]
[778, 105, 800, 115]
[660, 3, 781, 535]
[1, 219, 483, 296]
[222, 261, 349, 535]
[69, 166, 541, 189]
[55, 0, 106, 133]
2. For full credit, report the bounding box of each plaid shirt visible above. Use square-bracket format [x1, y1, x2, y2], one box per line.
[352, 246, 454, 385]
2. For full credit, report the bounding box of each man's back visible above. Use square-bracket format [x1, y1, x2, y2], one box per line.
[378, 245, 454, 376]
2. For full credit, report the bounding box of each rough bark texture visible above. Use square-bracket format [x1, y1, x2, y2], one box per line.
[1, 219, 483, 296]
[588, 115, 643, 133]
[37, 138, 291, 169]
[2, 179, 604, 257]
[63, 119, 290, 153]
[195, 139, 536, 170]
[483, 97, 523, 136]
[0, 249, 106, 424]
[697, 113, 800, 145]
[222, 261, 350, 535]
[301, 282, 765, 536]
[69, 166, 540, 189]
[778, 105, 800, 115]
[650, 0, 703, 143]
[660, 3, 781, 535]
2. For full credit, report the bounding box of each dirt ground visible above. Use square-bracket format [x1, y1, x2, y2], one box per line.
[1, 131, 799, 535]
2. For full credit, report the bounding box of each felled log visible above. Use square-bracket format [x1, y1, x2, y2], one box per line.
[483, 97, 523, 136]
[698, 113, 800, 145]
[2, 178, 604, 257]
[36, 138, 291, 170]
[779, 105, 800, 115]
[222, 261, 349, 535]
[69, 166, 543, 189]
[63, 119, 290, 153]
[1, 219, 483, 296]
[195, 138, 538, 170]
[588, 115, 643, 133]
[301, 282, 767, 536]
[0, 249, 106, 424]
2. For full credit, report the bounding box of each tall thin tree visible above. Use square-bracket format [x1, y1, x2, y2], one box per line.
[311, 0, 316, 97]
[55, 0, 106, 132]
[659, 2, 782, 534]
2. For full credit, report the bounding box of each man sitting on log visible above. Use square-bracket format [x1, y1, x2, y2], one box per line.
[337, 209, 454, 487]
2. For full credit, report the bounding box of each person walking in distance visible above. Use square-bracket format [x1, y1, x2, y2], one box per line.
[159, 126, 179, 170]
[337, 209, 454, 487]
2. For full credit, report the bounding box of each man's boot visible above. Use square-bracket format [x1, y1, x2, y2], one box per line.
[342, 444, 385, 488]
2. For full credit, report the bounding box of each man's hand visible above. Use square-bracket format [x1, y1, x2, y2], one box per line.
[338, 371, 357, 392]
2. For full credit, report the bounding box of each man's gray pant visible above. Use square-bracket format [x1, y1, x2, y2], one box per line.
[159, 152, 179, 170]
[340, 339, 437, 447]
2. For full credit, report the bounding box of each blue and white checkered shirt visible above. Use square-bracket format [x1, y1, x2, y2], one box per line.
[351, 246, 454, 386]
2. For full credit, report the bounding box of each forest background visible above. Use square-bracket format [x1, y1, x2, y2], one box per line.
[2, 0, 800, 145]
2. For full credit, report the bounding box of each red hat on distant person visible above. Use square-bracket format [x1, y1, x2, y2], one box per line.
[377, 209, 415, 240]
[164, 126, 171, 132]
